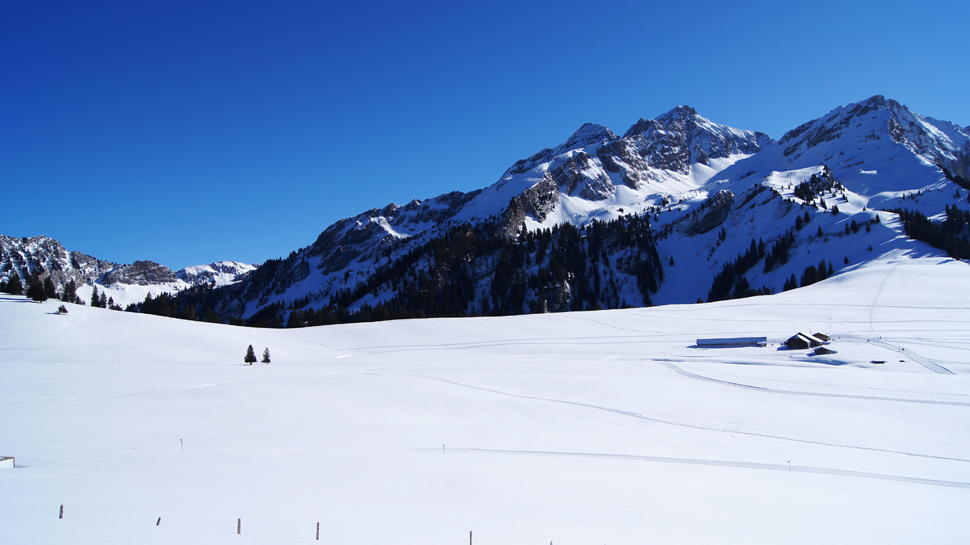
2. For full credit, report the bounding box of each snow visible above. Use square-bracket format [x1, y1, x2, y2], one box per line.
[2, 256, 969, 544]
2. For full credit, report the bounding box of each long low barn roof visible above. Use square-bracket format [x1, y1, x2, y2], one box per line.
[696, 337, 767, 346]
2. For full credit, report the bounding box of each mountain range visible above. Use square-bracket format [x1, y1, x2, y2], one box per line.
[0, 234, 254, 307]
[3, 95, 968, 324]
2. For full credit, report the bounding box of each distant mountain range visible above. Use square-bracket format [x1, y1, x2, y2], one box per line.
[3, 95, 968, 325]
[0, 235, 254, 308]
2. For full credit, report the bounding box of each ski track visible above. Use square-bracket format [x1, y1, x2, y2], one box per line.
[14, 442, 968, 489]
[409, 374, 970, 464]
[868, 339, 955, 374]
[449, 448, 970, 489]
[661, 361, 969, 406]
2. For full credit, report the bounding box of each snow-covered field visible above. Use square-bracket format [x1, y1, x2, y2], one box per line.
[2, 256, 969, 544]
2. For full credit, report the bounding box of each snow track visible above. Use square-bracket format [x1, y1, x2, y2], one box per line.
[868, 339, 956, 375]
[449, 448, 970, 489]
[409, 374, 970, 463]
[661, 361, 967, 405]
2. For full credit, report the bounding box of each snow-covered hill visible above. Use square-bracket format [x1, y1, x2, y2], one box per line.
[2, 255, 969, 544]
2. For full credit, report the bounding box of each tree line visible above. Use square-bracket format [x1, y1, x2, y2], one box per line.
[135, 215, 665, 328]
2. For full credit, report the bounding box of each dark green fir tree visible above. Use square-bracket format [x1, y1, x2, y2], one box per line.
[4, 271, 23, 295]
[26, 272, 48, 302]
[44, 276, 58, 299]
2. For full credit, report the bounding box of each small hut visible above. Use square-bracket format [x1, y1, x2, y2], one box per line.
[813, 332, 831, 342]
[0, 457, 14, 469]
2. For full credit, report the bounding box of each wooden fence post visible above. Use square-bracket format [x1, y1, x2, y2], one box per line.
[316, 522, 320, 540]
[157, 517, 161, 526]
[237, 518, 241, 534]
[59, 505, 64, 519]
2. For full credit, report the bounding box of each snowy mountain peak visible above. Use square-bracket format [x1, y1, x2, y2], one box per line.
[622, 105, 771, 171]
[560, 123, 617, 151]
[777, 95, 970, 186]
[656, 104, 699, 123]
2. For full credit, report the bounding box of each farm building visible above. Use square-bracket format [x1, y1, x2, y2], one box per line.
[0, 457, 14, 469]
[696, 337, 768, 348]
[813, 346, 837, 355]
[785, 333, 824, 350]
[813, 332, 831, 342]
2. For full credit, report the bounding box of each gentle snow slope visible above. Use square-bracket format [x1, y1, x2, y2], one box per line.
[2, 256, 969, 544]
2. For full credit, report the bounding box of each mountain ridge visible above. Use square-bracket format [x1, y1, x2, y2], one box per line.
[0, 234, 255, 308]
[5, 96, 968, 324]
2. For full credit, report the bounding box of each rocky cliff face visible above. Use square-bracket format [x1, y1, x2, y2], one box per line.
[102, 261, 177, 286]
[1, 235, 116, 289]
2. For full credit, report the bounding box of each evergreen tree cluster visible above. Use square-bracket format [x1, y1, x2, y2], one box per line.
[2, 267, 83, 304]
[707, 238, 771, 302]
[166, 215, 665, 328]
[889, 207, 970, 259]
[298, 215, 664, 326]
[763, 232, 796, 273]
[25, 270, 49, 302]
[792, 170, 841, 205]
[242, 345, 271, 364]
[2, 271, 23, 295]
[90, 285, 108, 308]
[799, 259, 835, 288]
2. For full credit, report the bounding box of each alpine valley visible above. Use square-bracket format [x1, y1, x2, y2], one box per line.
[3, 95, 969, 325]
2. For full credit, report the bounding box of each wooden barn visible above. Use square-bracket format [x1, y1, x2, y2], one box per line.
[785, 333, 824, 350]
[0, 457, 14, 469]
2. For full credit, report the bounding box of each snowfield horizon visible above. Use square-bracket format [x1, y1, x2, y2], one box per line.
[2, 254, 969, 544]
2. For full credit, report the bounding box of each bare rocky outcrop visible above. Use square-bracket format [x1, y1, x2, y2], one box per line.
[102, 260, 177, 286]
[685, 190, 735, 236]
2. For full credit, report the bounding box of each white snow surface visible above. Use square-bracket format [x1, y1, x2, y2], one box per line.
[2, 256, 969, 544]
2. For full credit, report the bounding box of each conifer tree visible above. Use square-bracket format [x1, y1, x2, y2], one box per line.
[44, 276, 58, 299]
[261, 347, 271, 364]
[91, 285, 101, 307]
[4, 271, 23, 295]
[26, 272, 48, 302]
[244, 345, 257, 365]
[61, 279, 78, 304]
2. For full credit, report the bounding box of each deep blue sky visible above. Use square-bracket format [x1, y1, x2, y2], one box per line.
[3, 0, 968, 269]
